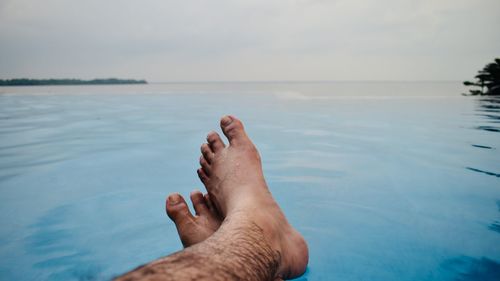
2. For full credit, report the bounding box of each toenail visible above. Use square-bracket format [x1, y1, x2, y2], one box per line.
[169, 194, 181, 205]
[221, 115, 233, 126]
[207, 132, 216, 141]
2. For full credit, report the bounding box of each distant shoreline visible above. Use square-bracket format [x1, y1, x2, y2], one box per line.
[0, 78, 147, 86]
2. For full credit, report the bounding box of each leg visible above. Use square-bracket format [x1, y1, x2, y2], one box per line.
[117, 115, 308, 280]
[117, 212, 283, 281]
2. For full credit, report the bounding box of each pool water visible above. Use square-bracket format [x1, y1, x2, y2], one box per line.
[0, 82, 499, 280]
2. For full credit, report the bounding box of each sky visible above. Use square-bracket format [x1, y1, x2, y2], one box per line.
[0, 0, 499, 82]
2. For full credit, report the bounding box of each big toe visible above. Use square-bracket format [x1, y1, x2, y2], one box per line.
[220, 115, 248, 145]
[166, 193, 194, 225]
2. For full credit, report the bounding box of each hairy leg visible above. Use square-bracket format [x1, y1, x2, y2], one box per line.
[116, 213, 280, 281]
[118, 115, 308, 280]
[195, 115, 308, 278]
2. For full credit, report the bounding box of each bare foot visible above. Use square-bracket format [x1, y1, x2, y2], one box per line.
[166, 190, 222, 248]
[197, 115, 309, 279]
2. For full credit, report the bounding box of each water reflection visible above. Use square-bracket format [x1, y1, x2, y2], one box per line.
[442, 256, 500, 281]
[457, 97, 500, 280]
[489, 201, 500, 234]
[25, 205, 103, 280]
[465, 167, 500, 178]
[467, 97, 500, 178]
[470, 144, 492, 149]
[475, 97, 500, 133]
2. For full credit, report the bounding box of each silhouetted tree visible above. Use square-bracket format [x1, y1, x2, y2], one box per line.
[464, 58, 500, 95]
[0, 78, 147, 86]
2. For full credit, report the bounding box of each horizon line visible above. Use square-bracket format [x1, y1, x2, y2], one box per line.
[0, 78, 464, 84]
[149, 79, 463, 84]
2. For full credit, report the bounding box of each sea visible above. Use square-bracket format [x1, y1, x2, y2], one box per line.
[0, 82, 499, 280]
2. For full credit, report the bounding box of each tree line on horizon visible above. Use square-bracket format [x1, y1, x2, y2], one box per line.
[0, 78, 147, 86]
[463, 58, 500, 96]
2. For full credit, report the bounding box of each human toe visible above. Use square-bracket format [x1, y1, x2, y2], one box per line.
[190, 190, 210, 216]
[197, 168, 209, 184]
[200, 143, 214, 163]
[199, 155, 211, 175]
[207, 131, 225, 153]
[220, 115, 248, 145]
[166, 193, 194, 223]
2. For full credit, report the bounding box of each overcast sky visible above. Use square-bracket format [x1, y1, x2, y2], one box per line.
[0, 0, 499, 81]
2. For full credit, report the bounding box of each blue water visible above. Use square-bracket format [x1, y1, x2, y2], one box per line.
[0, 82, 499, 280]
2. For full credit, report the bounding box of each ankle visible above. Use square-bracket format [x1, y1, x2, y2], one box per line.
[227, 203, 285, 245]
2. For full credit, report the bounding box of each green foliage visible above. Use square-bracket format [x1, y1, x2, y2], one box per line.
[463, 58, 500, 95]
[0, 78, 147, 86]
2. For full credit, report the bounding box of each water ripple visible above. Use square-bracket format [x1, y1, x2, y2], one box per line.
[465, 167, 500, 178]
